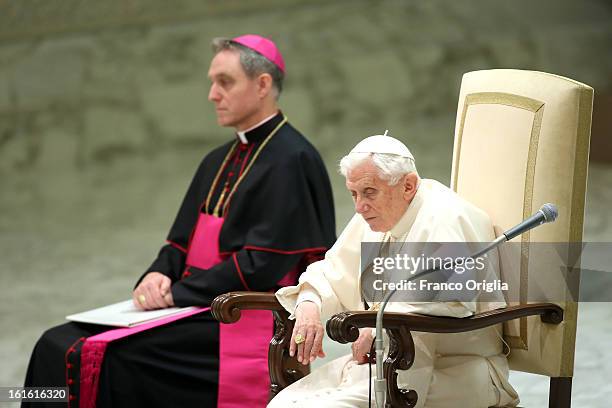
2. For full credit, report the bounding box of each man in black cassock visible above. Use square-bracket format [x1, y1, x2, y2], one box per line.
[23, 34, 336, 408]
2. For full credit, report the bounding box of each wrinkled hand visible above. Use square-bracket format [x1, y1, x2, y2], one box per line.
[351, 328, 374, 365]
[133, 272, 174, 310]
[290, 301, 326, 365]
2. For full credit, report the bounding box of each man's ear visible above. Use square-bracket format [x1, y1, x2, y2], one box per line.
[402, 173, 419, 201]
[257, 73, 273, 98]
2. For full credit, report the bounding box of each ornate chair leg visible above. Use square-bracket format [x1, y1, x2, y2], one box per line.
[384, 327, 418, 408]
[268, 309, 310, 399]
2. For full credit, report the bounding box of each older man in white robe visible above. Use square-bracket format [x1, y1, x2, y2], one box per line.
[268, 134, 519, 408]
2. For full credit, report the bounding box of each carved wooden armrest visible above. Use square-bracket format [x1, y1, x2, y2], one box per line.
[326, 303, 563, 408]
[211, 292, 309, 398]
[211, 291, 285, 322]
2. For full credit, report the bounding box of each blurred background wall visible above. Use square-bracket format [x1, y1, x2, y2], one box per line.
[1, 0, 611, 404]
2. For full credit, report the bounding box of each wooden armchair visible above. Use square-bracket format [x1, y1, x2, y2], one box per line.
[213, 69, 593, 407]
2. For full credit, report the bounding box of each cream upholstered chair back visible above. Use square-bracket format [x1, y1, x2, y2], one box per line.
[450, 69, 593, 378]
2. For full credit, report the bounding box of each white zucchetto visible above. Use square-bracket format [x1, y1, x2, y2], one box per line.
[349, 130, 415, 160]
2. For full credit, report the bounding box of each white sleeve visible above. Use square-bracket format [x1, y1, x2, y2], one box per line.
[296, 284, 322, 309]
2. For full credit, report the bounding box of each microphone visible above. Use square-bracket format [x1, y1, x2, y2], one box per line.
[502, 203, 558, 241]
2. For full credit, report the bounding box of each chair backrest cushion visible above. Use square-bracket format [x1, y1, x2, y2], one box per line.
[450, 69, 593, 377]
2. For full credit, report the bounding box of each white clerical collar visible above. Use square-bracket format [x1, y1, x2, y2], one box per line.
[389, 178, 423, 240]
[236, 113, 278, 144]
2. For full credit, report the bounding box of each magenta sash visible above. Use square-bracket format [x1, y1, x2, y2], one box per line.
[79, 307, 209, 408]
[186, 213, 272, 408]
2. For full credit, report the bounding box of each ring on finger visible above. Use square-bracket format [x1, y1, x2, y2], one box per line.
[294, 333, 306, 345]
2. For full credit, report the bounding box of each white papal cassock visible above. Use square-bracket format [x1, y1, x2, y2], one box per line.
[270, 179, 519, 408]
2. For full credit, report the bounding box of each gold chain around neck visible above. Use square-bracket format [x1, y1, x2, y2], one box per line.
[205, 116, 288, 217]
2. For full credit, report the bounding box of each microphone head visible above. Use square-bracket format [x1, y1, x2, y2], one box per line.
[540, 203, 558, 223]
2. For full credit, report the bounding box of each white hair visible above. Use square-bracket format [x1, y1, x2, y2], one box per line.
[339, 152, 418, 185]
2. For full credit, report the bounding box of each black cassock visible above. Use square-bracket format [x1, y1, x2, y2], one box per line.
[23, 113, 336, 407]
